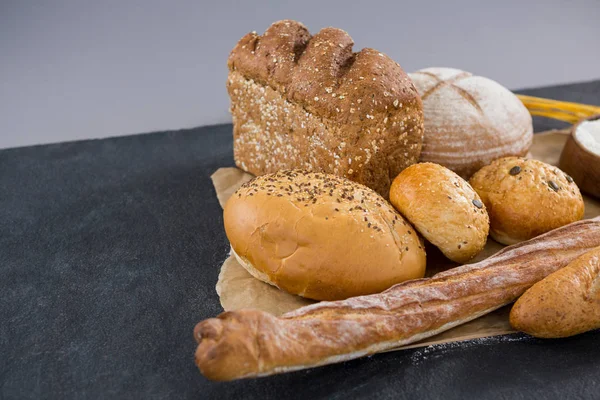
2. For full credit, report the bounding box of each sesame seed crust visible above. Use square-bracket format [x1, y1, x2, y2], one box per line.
[227, 20, 424, 197]
[224, 169, 426, 301]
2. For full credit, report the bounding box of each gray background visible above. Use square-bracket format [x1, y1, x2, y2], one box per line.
[1, 0, 599, 149]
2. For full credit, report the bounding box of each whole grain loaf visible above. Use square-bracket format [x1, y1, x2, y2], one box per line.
[227, 20, 424, 196]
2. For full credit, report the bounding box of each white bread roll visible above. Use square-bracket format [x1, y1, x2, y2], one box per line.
[408, 67, 533, 178]
[223, 170, 426, 301]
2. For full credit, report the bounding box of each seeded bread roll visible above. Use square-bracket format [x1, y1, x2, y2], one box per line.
[223, 170, 426, 301]
[408, 67, 533, 178]
[510, 246, 600, 338]
[389, 163, 489, 263]
[470, 157, 584, 245]
[227, 20, 424, 196]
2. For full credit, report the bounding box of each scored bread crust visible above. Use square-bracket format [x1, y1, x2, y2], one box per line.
[195, 217, 600, 381]
[510, 245, 600, 338]
[409, 67, 533, 179]
[227, 20, 424, 196]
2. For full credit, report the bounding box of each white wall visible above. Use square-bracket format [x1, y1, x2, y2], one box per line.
[1, 0, 599, 149]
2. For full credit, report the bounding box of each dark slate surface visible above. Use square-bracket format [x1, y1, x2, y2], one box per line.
[1, 80, 599, 400]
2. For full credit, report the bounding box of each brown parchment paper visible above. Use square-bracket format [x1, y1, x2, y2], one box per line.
[211, 130, 600, 350]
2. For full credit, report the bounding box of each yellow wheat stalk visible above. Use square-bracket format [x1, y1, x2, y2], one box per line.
[516, 94, 600, 124]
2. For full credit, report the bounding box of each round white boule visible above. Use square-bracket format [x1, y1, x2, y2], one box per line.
[409, 67, 533, 178]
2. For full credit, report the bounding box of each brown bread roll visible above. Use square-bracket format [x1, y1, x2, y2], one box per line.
[408, 67, 533, 178]
[227, 20, 424, 196]
[223, 170, 426, 301]
[470, 157, 584, 245]
[389, 162, 489, 263]
[510, 246, 600, 338]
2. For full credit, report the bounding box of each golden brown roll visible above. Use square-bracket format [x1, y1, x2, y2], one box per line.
[470, 157, 585, 245]
[389, 162, 489, 263]
[223, 170, 426, 301]
[510, 246, 600, 338]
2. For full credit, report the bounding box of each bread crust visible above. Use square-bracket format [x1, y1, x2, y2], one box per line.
[195, 217, 600, 381]
[510, 245, 600, 338]
[470, 157, 585, 245]
[227, 20, 424, 196]
[389, 162, 489, 262]
[409, 67, 532, 178]
[223, 170, 426, 301]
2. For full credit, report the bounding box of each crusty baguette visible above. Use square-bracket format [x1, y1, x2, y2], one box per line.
[510, 245, 600, 338]
[227, 20, 424, 196]
[194, 217, 600, 381]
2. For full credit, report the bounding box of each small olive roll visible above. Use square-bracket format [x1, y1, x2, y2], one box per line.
[470, 157, 584, 245]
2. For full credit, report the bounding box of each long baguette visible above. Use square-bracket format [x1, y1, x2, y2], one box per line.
[194, 217, 600, 381]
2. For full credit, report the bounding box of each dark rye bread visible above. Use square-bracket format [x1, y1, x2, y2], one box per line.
[227, 20, 424, 196]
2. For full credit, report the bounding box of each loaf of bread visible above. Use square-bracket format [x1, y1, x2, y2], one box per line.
[510, 246, 600, 338]
[470, 157, 585, 245]
[408, 67, 533, 178]
[227, 20, 424, 196]
[224, 170, 426, 301]
[389, 162, 489, 262]
[194, 217, 600, 381]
